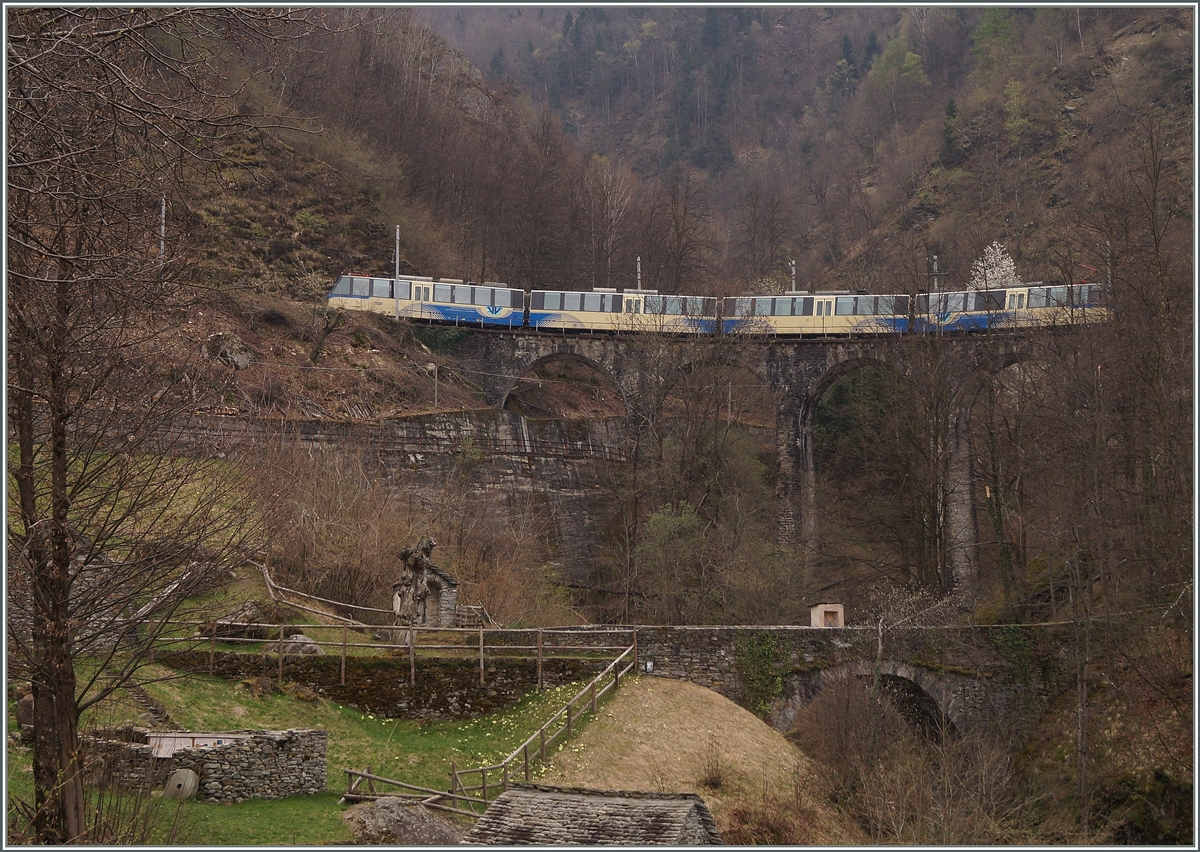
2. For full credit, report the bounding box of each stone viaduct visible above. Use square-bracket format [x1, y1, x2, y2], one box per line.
[451, 328, 1034, 595]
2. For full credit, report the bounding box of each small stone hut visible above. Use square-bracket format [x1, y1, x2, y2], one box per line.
[460, 785, 722, 845]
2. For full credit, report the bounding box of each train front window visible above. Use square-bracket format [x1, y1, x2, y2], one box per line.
[331, 276, 353, 296]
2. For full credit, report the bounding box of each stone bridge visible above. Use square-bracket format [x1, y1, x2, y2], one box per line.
[631, 623, 1063, 741]
[453, 329, 1035, 593]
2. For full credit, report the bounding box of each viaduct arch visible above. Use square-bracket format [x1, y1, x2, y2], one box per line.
[454, 330, 1035, 594]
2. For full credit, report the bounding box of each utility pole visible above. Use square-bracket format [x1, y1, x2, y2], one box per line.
[929, 254, 947, 291]
[790, 259, 796, 291]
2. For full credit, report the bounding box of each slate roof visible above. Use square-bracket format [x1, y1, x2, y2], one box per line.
[460, 784, 722, 845]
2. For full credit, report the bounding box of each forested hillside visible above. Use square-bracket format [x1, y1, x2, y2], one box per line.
[7, 7, 1192, 845]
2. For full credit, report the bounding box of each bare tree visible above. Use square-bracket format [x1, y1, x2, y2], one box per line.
[6, 9, 320, 842]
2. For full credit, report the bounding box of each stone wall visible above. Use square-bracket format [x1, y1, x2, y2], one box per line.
[85, 729, 327, 804]
[165, 650, 609, 720]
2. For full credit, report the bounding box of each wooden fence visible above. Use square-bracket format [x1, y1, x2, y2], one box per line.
[155, 618, 635, 689]
[341, 642, 638, 816]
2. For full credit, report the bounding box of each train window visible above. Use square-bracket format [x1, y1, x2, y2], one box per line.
[1027, 287, 1048, 308]
[395, 280, 412, 300]
[1007, 292, 1019, 310]
[914, 294, 929, 314]
[972, 291, 1005, 312]
[664, 297, 684, 315]
[941, 293, 966, 313]
[583, 293, 601, 312]
[452, 286, 472, 304]
[472, 288, 493, 306]
[562, 292, 581, 311]
[434, 284, 452, 302]
[1070, 286, 1094, 308]
[351, 277, 370, 297]
[609, 294, 622, 312]
[330, 276, 352, 296]
[625, 298, 640, 313]
[799, 297, 814, 316]
[835, 297, 855, 315]
[644, 295, 664, 313]
[1048, 286, 1069, 307]
[371, 279, 393, 299]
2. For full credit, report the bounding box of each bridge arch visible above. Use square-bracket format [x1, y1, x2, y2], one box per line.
[499, 352, 630, 420]
[770, 660, 964, 739]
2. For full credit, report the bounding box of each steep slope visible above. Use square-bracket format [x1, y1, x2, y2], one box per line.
[534, 676, 864, 845]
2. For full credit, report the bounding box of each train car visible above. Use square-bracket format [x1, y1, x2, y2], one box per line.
[328, 274, 525, 329]
[723, 283, 1109, 336]
[530, 289, 720, 334]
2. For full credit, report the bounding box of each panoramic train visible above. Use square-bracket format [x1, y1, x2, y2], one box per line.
[327, 273, 1109, 337]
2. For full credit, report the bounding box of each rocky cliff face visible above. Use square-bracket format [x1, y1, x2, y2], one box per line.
[175, 410, 629, 587]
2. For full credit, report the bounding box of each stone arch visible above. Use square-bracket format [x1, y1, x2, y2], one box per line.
[498, 352, 630, 419]
[770, 660, 963, 739]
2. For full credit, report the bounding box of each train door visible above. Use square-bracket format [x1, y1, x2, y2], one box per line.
[415, 284, 432, 302]
[815, 298, 834, 333]
[624, 297, 641, 313]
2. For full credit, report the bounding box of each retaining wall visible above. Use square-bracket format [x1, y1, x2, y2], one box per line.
[86, 729, 326, 804]
[164, 650, 609, 720]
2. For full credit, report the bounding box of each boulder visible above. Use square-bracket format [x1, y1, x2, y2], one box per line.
[15, 693, 34, 728]
[240, 675, 277, 697]
[342, 798, 464, 845]
[279, 633, 324, 655]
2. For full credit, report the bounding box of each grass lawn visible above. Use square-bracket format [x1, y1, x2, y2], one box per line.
[8, 671, 597, 845]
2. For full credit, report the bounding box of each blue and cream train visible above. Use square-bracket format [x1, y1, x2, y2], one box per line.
[328, 273, 1108, 336]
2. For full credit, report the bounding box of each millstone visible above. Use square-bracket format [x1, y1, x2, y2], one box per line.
[164, 768, 199, 800]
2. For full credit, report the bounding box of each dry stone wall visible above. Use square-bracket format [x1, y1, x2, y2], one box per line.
[85, 729, 326, 804]
[165, 651, 608, 720]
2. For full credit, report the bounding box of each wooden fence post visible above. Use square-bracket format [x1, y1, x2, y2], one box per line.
[479, 626, 485, 685]
[341, 624, 347, 686]
[277, 628, 284, 682]
[537, 630, 543, 691]
[633, 629, 638, 675]
[523, 743, 530, 782]
[481, 767, 488, 803]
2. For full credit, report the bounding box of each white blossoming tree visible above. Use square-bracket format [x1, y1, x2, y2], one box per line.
[967, 241, 1022, 290]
